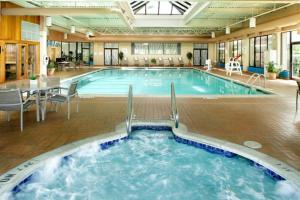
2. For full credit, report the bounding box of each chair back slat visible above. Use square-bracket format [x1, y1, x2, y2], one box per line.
[297, 81, 300, 90]
[68, 81, 78, 96]
[0, 89, 22, 105]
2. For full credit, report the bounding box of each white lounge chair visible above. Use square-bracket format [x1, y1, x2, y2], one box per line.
[205, 59, 212, 71]
[144, 57, 150, 67]
[168, 57, 174, 67]
[178, 57, 184, 67]
[158, 57, 164, 66]
[134, 58, 139, 66]
[225, 61, 242, 76]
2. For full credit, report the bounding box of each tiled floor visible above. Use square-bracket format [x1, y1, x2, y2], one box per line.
[0, 67, 300, 175]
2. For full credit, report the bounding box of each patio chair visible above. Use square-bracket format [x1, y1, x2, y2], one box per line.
[225, 61, 242, 76]
[158, 57, 164, 66]
[205, 59, 212, 71]
[0, 89, 35, 131]
[178, 57, 184, 67]
[144, 57, 150, 67]
[168, 57, 174, 67]
[134, 57, 139, 66]
[47, 81, 79, 120]
[296, 81, 300, 111]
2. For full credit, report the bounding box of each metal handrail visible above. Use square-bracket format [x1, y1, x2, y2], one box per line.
[246, 73, 266, 88]
[171, 82, 179, 128]
[126, 85, 133, 134]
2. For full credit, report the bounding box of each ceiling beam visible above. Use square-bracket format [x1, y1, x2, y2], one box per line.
[1, 8, 115, 16]
[184, 2, 210, 24]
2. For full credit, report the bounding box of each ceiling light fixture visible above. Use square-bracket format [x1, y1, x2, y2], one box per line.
[211, 32, 215, 38]
[46, 16, 52, 27]
[225, 26, 230, 34]
[71, 25, 75, 34]
[249, 17, 256, 28]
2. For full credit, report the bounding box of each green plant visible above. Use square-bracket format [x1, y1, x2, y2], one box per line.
[186, 52, 193, 63]
[118, 51, 124, 61]
[267, 61, 277, 73]
[29, 75, 37, 80]
[47, 61, 56, 69]
[151, 58, 157, 64]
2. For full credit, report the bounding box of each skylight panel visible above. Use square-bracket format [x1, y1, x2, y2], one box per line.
[159, 1, 172, 15]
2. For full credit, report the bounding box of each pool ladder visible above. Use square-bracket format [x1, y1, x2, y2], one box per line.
[126, 82, 179, 134]
[246, 73, 266, 88]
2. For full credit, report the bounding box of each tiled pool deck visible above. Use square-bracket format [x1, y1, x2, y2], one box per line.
[0, 67, 299, 175]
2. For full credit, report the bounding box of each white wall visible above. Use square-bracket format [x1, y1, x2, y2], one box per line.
[93, 42, 195, 66]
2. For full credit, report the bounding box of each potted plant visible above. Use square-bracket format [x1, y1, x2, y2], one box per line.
[151, 58, 157, 66]
[29, 74, 37, 85]
[118, 51, 124, 66]
[47, 61, 56, 76]
[186, 52, 193, 67]
[267, 61, 277, 80]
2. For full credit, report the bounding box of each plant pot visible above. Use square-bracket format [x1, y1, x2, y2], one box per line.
[268, 72, 277, 80]
[47, 68, 55, 76]
[30, 80, 37, 85]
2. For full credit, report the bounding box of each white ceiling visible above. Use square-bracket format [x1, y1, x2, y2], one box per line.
[6, 0, 300, 36]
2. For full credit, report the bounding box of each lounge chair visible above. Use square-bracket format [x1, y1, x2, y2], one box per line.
[47, 81, 79, 120]
[178, 57, 184, 67]
[225, 61, 242, 76]
[0, 89, 35, 131]
[205, 59, 212, 71]
[168, 57, 174, 67]
[158, 57, 164, 66]
[134, 57, 139, 66]
[144, 57, 150, 67]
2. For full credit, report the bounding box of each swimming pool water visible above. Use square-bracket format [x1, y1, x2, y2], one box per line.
[77, 69, 268, 95]
[9, 129, 298, 200]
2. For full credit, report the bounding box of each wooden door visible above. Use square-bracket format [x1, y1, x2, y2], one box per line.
[0, 41, 4, 83]
[18, 43, 28, 79]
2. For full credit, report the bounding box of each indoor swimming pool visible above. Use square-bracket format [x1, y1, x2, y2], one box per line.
[75, 68, 270, 96]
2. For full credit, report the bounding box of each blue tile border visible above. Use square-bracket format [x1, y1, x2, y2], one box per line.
[250, 161, 285, 181]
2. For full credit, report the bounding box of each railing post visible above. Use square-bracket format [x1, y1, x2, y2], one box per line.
[126, 85, 133, 134]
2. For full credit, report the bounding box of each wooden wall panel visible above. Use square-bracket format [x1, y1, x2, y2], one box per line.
[0, 2, 40, 41]
[0, 41, 5, 83]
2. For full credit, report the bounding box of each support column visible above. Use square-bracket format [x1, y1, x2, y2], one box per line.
[40, 16, 48, 75]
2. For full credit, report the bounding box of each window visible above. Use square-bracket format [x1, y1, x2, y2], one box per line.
[218, 43, 225, 64]
[130, 1, 192, 15]
[229, 40, 242, 64]
[281, 32, 291, 70]
[249, 35, 272, 68]
[131, 43, 181, 55]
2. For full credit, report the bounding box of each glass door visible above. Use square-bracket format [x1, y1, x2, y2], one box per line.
[5, 43, 18, 81]
[291, 43, 300, 78]
[193, 49, 208, 66]
[112, 49, 119, 66]
[20, 44, 28, 79]
[200, 49, 208, 66]
[193, 49, 200, 66]
[82, 49, 90, 65]
[28, 45, 37, 77]
[104, 48, 119, 66]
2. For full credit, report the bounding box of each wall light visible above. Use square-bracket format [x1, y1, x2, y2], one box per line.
[225, 26, 230, 34]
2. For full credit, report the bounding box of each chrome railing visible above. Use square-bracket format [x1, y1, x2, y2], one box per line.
[246, 73, 266, 88]
[126, 85, 133, 134]
[171, 82, 179, 128]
